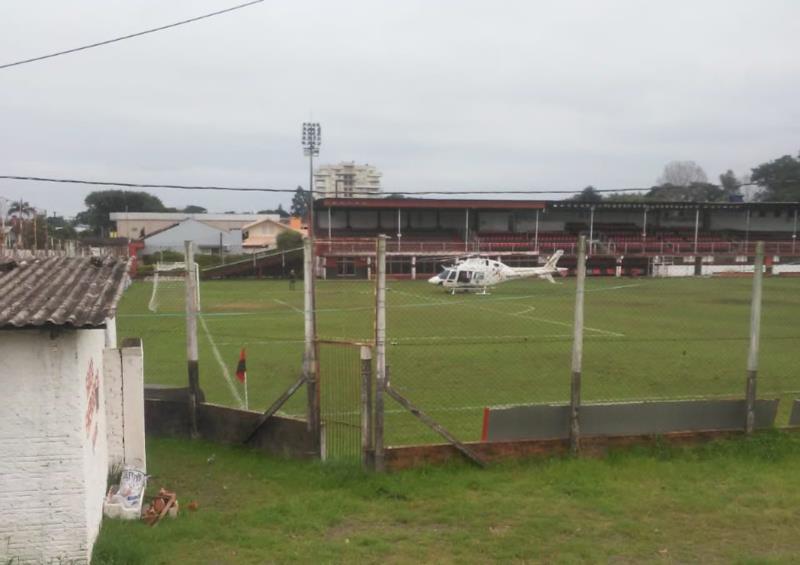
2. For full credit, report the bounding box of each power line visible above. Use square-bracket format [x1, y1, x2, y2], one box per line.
[0, 174, 779, 198]
[0, 175, 654, 195]
[0, 0, 264, 71]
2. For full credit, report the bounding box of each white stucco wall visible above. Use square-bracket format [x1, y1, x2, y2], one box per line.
[0, 328, 109, 563]
[103, 340, 146, 472]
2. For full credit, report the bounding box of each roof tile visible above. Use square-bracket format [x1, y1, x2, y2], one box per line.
[0, 255, 130, 328]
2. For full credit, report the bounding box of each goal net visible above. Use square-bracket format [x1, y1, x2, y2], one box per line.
[148, 261, 201, 313]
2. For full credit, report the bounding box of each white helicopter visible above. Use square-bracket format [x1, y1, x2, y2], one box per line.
[428, 250, 565, 294]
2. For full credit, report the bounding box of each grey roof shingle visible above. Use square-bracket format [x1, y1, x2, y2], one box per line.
[0, 255, 130, 328]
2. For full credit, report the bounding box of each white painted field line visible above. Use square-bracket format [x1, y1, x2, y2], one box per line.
[273, 298, 303, 313]
[390, 286, 625, 337]
[512, 306, 536, 316]
[468, 302, 625, 338]
[199, 315, 245, 408]
[587, 283, 642, 292]
[216, 334, 572, 346]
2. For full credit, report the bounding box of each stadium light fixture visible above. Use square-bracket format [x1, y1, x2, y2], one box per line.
[301, 122, 321, 238]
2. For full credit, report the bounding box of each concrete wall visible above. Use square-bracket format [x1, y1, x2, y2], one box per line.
[145, 398, 318, 459]
[711, 209, 796, 232]
[0, 328, 109, 563]
[103, 339, 146, 471]
[478, 212, 511, 232]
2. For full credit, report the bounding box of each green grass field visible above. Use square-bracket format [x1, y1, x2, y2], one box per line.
[93, 433, 800, 563]
[117, 275, 800, 446]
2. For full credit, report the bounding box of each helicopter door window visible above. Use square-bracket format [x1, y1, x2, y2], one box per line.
[446, 270, 458, 282]
[457, 270, 471, 283]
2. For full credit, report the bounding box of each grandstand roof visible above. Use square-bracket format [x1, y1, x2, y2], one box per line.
[316, 198, 800, 211]
[316, 198, 546, 210]
[550, 201, 800, 210]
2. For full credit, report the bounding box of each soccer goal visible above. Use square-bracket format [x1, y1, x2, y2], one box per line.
[147, 261, 201, 313]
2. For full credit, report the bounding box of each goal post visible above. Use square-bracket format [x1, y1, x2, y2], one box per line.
[148, 261, 201, 313]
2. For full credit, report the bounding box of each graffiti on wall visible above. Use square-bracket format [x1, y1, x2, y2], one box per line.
[84, 358, 100, 450]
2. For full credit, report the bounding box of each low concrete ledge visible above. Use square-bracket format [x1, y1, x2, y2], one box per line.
[385, 429, 794, 471]
[789, 400, 800, 427]
[198, 402, 317, 459]
[144, 398, 316, 459]
[484, 399, 779, 442]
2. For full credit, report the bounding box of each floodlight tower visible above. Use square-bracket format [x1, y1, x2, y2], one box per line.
[301, 122, 321, 446]
[302, 122, 321, 240]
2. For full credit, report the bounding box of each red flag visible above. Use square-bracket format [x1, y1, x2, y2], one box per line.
[235, 348, 246, 383]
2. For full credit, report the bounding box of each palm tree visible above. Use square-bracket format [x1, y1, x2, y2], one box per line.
[8, 200, 35, 219]
[7, 200, 36, 248]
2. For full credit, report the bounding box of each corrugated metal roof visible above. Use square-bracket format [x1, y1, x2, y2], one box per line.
[316, 198, 547, 210]
[0, 255, 130, 328]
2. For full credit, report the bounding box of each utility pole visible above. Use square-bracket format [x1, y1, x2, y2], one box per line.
[0, 197, 8, 251]
[301, 122, 322, 450]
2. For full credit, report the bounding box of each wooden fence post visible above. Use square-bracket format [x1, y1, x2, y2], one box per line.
[361, 345, 374, 469]
[745, 241, 764, 434]
[570, 235, 587, 454]
[184, 240, 200, 439]
[374, 236, 387, 472]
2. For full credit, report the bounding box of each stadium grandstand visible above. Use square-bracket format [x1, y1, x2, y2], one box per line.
[312, 198, 800, 279]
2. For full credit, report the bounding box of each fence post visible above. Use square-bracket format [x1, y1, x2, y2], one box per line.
[570, 235, 587, 454]
[745, 241, 764, 434]
[361, 345, 374, 469]
[184, 241, 200, 438]
[303, 237, 321, 450]
[374, 236, 387, 472]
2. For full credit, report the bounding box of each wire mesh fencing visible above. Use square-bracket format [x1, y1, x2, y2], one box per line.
[115, 238, 800, 461]
[384, 272, 575, 445]
[378, 243, 800, 449]
[117, 255, 308, 416]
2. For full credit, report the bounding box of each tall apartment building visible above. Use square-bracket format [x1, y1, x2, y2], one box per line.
[313, 162, 382, 199]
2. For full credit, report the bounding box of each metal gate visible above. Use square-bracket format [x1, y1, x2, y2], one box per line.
[318, 341, 370, 463]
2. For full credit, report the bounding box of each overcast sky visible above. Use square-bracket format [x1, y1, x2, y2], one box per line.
[0, 0, 798, 216]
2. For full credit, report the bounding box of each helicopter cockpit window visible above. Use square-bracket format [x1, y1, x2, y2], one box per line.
[438, 269, 451, 280]
[446, 270, 458, 282]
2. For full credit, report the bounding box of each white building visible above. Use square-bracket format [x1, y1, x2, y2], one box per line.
[142, 218, 243, 255]
[0, 255, 144, 563]
[313, 162, 382, 199]
[111, 212, 279, 241]
[242, 217, 305, 250]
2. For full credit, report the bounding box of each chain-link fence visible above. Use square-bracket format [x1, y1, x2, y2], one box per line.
[116, 238, 800, 468]
[117, 245, 308, 418]
[379, 240, 800, 454]
[383, 264, 575, 445]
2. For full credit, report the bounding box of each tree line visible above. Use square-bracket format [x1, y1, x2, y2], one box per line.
[5, 150, 798, 244]
[573, 152, 800, 204]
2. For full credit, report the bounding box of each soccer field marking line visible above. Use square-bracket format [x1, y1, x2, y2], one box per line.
[468, 302, 625, 337]
[216, 333, 573, 346]
[512, 306, 536, 316]
[273, 298, 303, 314]
[388, 287, 625, 337]
[199, 315, 245, 408]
